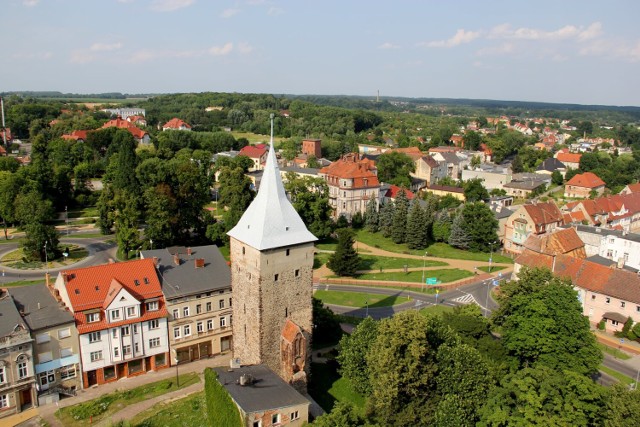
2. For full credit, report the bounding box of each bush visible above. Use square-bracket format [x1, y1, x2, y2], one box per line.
[598, 320, 606, 331]
[204, 368, 242, 427]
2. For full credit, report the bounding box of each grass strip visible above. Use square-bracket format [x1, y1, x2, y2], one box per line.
[314, 289, 411, 308]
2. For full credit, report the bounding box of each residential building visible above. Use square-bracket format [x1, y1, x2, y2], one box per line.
[101, 116, 150, 144]
[301, 139, 321, 159]
[239, 144, 268, 171]
[569, 224, 640, 271]
[61, 130, 88, 142]
[562, 192, 640, 232]
[162, 118, 191, 131]
[10, 284, 81, 405]
[521, 227, 587, 259]
[620, 183, 640, 195]
[535, 157, 566, 176]
[379, 184, 414, 204]
[514, 252, 640, 333]
[502, 179, 547, 198]
[490, 204, 515, 245]
[414, 155, 446, 186]
[555, 150, 582, 169]
[461, 164, 512, 190]
[504, 201, 564, 254]
[564, 172, 606, 198]
[0, 289, 36, 418]
[101, 108, 146, 120]
[318, 153, 380, 220]
[430, 151, 462, 179]
[425, 184, 465, 201]
[228, 128, 317, 394]
[141, 246, 233, 365]
[214, 365, 310, 427]
[53, 259, 170, 388]
[127, 115, 147, 126]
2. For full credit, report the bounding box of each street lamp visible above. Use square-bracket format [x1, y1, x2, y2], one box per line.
[65, 205, 69, 236]
[421, 251, 428, 292]
[174, 356, 179, 387]
[365, 301, 369, 318]
[44, 241, 48, 274]
[150, 239, 153, 250]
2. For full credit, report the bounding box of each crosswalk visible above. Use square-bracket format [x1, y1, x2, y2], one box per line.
[452, 294, 478, 305]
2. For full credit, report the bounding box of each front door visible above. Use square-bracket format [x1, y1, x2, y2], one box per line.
[20, 388, 32, 409]
[87, 370, 97, 387]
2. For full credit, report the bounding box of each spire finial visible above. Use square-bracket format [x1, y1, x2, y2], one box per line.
[270, 113, 274, 147]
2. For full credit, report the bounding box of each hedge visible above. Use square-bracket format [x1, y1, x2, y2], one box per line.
[204, 368, 243, 427]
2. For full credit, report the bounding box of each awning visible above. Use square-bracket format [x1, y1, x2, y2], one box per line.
[602, 312, 628, 323]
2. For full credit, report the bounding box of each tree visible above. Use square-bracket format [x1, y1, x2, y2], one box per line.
[391, 189, 409, 244]
[510, 154, 524, 173]
[494, 267, 602, 376]
[0, 171, 23, 239]
[378, 201, 395, 238]
[448, 210, 471, 249]
[406, 201, 427, 249]
[364, 195, 379, 232]
[312, 298, 342, 348]
[376, 152, 415, 187]
[284, 173, 333, 239]
[464, 178, 489, 202]
[463, 131, 482, 151]
[113, 191, 140, 259]
[479, 366, 606, 426]
[551, 170, 563, 186]
[459, 202, 498, 252]
[312, 402, 366, 427]
[327, 228, 360, 277]
[604, 384, 640, 427]
[337, 316, 379, 395]
[433, 210, 453, 243]
[217, 166, 255, 232]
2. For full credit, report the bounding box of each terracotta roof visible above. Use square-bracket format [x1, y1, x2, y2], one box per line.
[523, 228, 585, 256]
[563, 210, 586, 224]
[602, 312, 628, 323]
[384, 185, 414, 200]
[422, 155, 440, 168]
[514, 250, 553, 270]
[163, 117, 191, 129]
[239, 144, 268, 159]
[62, 130, 89, 141]
[566, 172, 606, 189]
[391, 147, 423, 161]
[60, 258, 163, 312]
[523, 201, 563, 225]
[623, 183, 640, 194]
[428, 146, 460, 153]
[556, 152, 582, 164]
[319, 153, 380, 188]
[565, 193, 640, 225]
[102, 117, 147, 140]
[281, 319, 302, 343]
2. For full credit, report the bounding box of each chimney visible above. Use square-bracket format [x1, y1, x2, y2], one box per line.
[45, 272, 51, 288]
[37, 302, 41, 310]
[617, 257, 625, 269]
[173, 254, 181, 265]
[152, 257, 159, 266]
[195, 258, 205, 269]
[187, 247, 192, 256]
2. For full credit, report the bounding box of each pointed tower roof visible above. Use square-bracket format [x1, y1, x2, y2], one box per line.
[228, 116, 317, 251]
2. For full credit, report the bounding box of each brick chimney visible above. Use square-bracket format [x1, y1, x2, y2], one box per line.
[187, 247, 192, 256]
[173, 254, 181, 265]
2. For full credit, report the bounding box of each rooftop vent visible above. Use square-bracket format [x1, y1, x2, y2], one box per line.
[239, 374, 254, 386]
[134, 279, 140, 286]
[74, 289, 80, 295]
[173, 255, 181, 266]
[144, 277, 149, 284]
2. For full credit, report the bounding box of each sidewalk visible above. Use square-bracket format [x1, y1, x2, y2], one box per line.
[32, 353, 231, 427]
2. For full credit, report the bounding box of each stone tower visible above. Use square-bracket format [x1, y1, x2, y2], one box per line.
[228, 115, 317, 390]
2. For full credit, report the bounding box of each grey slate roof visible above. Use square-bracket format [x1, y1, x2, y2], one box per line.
[10, 284, 74, 331]
[565, 224, 640, 244]
[0, 290, 29, 337]
[490, 205, 515, 220]
[439, 151, 461, 164]
[586, 254, 639, 273]
[141, 245, 230, 300]
[536, 157, 566, 172]
[280, 166, 320, 176]
[214, 365, 310, 413]
[228, 136, 317, 251]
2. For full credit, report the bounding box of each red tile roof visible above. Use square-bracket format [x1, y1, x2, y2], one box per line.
[385, 185, 414, 200]
[523, 201, 563, 225]
[101, 117, 148, 140]
[523, 228, 585, 256]
[556, 152, 582, 164]
[392, 147, 423, 161]
[320, 153, 380, 188]
[281, 319, 302, 343]
[163, 118, 191, 129]
[62, 130, 89, 141]
[623, 183, 640, 194]
[566, 172, 606, 188]
[239, 144, 268, 159]
[565, 193, 640, 225]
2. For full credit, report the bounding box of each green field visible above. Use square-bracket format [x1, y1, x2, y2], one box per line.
[127, 391, 209, 427]
[314, 289, 411, 308]
[231, 131, 286, 144]
[355, 268, 473, 284]
[314, 253, 448, 271]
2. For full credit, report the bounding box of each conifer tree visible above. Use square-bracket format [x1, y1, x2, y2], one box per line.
[327, 228, 360, 277]
[406, 201, 426, 249]
[365, 195, 379, 232]
[391, 189, 409, 244]
[378, 201, 395, 238]
[448, 210, 471, 249]
[433, 210, 453, 243]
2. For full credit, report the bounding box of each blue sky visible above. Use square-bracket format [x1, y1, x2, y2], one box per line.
[2, 0, 639, 106]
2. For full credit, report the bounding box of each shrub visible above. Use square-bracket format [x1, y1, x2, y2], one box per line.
[204, 368, 242, 427]
[598, 320, 606, 331]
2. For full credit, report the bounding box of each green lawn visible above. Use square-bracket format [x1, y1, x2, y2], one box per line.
[0, 279, 44, 287]
[314, 252, 331, 269]
[316, 237, 338, 251]
[55, 373, 200, 427]
[355, 230, 513, 263]
[127, 391, 209, 427]
[218, 245, 230, 262]
[600, 365, 635, 386]
[67, 207, 99, 218]
[477, 265, 506, 273]
[314, 253, 447, 271]
[314, 289, 411, 308]
[1, 245, 88, 269]
[355, 268, 473, 284]
[231, 131, 286, 144]
[598, 343, 632, 360]
[309, 363, 366, 413]
[419, 304, 455, 316]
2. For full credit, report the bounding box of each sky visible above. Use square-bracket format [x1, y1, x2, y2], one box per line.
[2, 0, 640, 107]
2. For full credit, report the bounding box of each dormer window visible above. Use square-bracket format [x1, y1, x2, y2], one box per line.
[86, 312, 100, 323]
[147, 301, 158, 311]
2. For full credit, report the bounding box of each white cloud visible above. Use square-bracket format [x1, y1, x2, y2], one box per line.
[578, 22, 603, 41]
[70, 51, 95, 64]
[379, 42, 400, 50]
[12, 51, 52, 60]
[423, 29, 482, 48]
[488, 22, 603, 43]
[221, 8, 240, 18]
[209, 42, 234, 56]
[150, 0, 194, 12]
[116, 0, 135, 3]
[237, 42, 253, 54]
[267, 7, 284, 16]
[22, 0, 39, 6]
[90, 42, 123, 52]
[580, 39, 640, 62]
[476, 42, 515, 57]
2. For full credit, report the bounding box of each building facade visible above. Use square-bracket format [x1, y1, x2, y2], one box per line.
[141, 246, 233, 365]
[53, 259, 170, 388]
[504, 202, 564, 254]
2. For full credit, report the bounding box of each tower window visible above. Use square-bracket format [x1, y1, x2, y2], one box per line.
[285, 307, 288, 318]
[295, 269, 300, 277]
[286, 249, 290, 256]
[242, 247, 245, 255]
[274, 274, 279, 282]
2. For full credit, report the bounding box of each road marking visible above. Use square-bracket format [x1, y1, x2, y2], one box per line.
[452, 294, 477, 305]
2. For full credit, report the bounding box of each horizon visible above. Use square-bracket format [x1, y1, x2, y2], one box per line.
[2, 0, 639, 107]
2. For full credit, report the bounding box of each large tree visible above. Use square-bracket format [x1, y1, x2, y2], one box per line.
[463, 178, 490, 202]
[337, 316, 379, 395]
[376, 152, 415, 187]
[327, 228, 360, 277]
[284, 173, 333, 239]
[406, 201, 427, 249]
[391, 189, 410, 244]
[217, 166, 255, 232]
[459, 202, 498, 252]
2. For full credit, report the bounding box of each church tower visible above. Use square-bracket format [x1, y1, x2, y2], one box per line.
[228, 115, 317, 391]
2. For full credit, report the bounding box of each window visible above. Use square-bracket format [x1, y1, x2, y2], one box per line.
[184, 325, 191, 336]
[58, 328, 71, 339]
[112, 329, 118, 339]
[291, 410, 299, 420]
[197, 322, 204, 333]
[86, 312, 100, 323]
[612, 320, 620, 326]
[220, 317, 227, 328]
[149, 337, 160, 348]
[0, 367, 5, 384]
[295, 269, 300, 277]
[36, 333, 50, 344]
[173, 309, 179, 319]
[88, 331, 101, 343]
[114, 347, 120, 357]
[38, 352, 53, 364]
[147, 301, 159, 311]
[155, 353, 166, 367]
[121, 326, 130, 336]
[274, 274, 279, 282]
[229, 298, 232, 307]
[607, 249, 614, 258]
[183, 307, 190, 317]
[621, 301, 626, 308]
[134, 342, 140, 353]
[206, 302, 212, 312]
[196, 304, 202, 314]
[60, 347, 73, 358]
[40, 371, 55, 389]
[133, 325, 139, 335]
[60, 365, 76, 380]
[606, 297, 611, 304]
[127, 307, 137, 317]
[90, 351, 103, 362]
[253, 421, 261, 427]
[637, 305, 640, 313]
[173, 327, 181, 339]
[272, 414, 280, 424]
[123, 345, 132, 356]
[219, 299, 225, 309]
[207, 319, 214, 331]
[591, 295, 596, 300]
[286, 249, 290, 256]
[110, 309, 121, 321]
[149, 319, 159, 330]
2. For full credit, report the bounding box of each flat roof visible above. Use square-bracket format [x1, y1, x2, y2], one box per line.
[214, 365, 309, 413]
